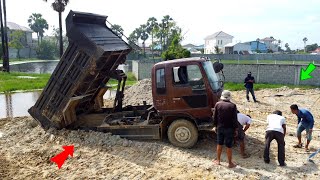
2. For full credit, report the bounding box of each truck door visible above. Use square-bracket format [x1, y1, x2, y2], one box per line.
[169, 64, 208, 113]
[153, 67, 168, 111]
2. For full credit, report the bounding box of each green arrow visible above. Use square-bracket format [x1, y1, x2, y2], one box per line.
[300, 63, 316, 81]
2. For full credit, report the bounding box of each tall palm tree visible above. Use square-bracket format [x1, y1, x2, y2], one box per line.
[146, 17, 158, 59]
[44, 0, 69, 58]
[303, 37, 308, 52]
[256, 38, 260, 52]
[138, 24, 149, 57]
[161, 15, 173, 51]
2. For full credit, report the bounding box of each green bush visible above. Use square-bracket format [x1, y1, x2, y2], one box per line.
[126, 72, 137, 81]
[36, 40, 57, 59]
[161, 35, 191, 60]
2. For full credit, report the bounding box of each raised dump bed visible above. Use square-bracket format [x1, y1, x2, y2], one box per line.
[29, 11, 132, 129]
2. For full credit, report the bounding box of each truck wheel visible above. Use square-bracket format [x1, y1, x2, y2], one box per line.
[167, 119, 198, 148]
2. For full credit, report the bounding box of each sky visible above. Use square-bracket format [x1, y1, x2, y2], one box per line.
[5, 0, 320, 49]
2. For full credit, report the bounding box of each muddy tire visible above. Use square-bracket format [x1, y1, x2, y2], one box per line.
[167, 119, 198, 148]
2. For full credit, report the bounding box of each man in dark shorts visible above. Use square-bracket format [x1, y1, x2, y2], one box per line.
[213, 90, 239, 168]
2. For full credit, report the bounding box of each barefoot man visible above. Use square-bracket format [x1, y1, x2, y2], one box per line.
[213, 90, 238, 168]
[290, 104, 314, 152]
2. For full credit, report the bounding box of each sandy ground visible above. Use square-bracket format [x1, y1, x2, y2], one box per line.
[1, 86, 320, 179]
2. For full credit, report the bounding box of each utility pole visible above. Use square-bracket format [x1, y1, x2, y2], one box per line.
[3, 0, 9, 72]
[0, 0, 9, 72]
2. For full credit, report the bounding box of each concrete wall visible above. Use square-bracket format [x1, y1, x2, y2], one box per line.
[191, 54, 320, 61]
[223, 64, 320, 86]
[9, 47, 37, 59]
[132, 60, 320, 86]
[132, 59, 162, 80]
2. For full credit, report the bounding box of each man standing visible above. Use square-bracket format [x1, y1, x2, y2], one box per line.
[290, 104, 314, 152]
[264, 110, 286, 166]
[237, 112, 252, 158]
[213, 90, 238, 168]
[244, 72, 257, 102]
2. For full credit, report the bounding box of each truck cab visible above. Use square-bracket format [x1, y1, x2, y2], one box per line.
[152, 57, 224, 148]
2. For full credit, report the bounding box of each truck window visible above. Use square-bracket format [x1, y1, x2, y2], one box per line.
[187, 65, 205, 90]
[156, 68, 166, 94]
[172, 65, 204, 90]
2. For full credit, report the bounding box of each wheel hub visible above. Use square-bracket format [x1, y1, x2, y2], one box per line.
[174, 126, 191, 143]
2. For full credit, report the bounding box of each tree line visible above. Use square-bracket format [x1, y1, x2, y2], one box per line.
[110, 15, 190, 60]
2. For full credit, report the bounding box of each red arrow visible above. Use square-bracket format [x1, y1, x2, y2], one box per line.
[50, 145, 74, 169]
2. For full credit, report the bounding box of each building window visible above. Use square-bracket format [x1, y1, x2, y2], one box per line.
[221, 40, 223, 45]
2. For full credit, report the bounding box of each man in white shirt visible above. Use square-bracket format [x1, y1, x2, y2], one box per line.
[236, 111, 252, 158]
[264, 110, 286, 166]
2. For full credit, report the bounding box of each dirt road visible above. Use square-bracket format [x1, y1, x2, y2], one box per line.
[1, 87, 320, 179]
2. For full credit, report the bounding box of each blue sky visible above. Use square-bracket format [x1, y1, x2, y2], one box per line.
[6, 0, 320, 49]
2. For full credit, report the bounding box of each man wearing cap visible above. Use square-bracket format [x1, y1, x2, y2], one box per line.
[213, 90, 238, 168]
[244, 72, 257, 102]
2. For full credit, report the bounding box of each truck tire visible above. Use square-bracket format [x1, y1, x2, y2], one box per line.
[167, 119, 198, 148]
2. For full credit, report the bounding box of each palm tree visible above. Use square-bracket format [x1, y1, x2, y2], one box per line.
[28, 13, 49, 45]
[303, 37, 308, 52]
[44, 0, 69, 58]
[277, 39, 282, 52]
[161, 15, 173, 51]
[256, 38, 260, 52]
[146, 17, 158, 59]
[285, 43, 290, 53]
[138, 24, 149, 57]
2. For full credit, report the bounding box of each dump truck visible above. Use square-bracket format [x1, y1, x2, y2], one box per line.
[29, 10, 225, 148]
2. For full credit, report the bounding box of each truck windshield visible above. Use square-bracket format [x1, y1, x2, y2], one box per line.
[202, 61, 221, 91]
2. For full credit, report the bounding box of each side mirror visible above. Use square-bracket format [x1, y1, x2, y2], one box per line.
[213, 62, 224, 73]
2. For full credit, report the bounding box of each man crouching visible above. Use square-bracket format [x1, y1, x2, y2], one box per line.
[264, 110, 286, 166]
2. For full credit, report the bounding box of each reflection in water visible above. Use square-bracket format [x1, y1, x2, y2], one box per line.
[10, 61, 59, 74]
[5, 94, 13, 118]
[0, 91, 42, 119]
[9, 61, 128, 74]
[0, 90, 116, 119]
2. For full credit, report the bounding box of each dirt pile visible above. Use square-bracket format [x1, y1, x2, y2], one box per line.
[1, 87, 320, 179]
[123, 79, 152, 106]
[104, 79, 153, 107]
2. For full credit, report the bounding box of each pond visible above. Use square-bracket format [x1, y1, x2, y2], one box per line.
[0, 90, 116, 119]
[8, 61, 128, 74]
[9, 61, 59, 74]
[0, 61, 126, 118]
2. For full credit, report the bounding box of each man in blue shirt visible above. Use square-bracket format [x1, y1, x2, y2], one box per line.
[290, 104, 315, 152]
[244, 72, 257, 102]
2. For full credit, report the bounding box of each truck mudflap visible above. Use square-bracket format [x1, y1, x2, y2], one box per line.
[28, 11, 131, 129]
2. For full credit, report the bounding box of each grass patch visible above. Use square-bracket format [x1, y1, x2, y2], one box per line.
[0, 72, 51, 93]
[224, 82, 316, 91]
[0, 72, 138, 93]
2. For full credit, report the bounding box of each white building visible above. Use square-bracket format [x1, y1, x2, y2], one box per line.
[204, 31, 234, 54]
